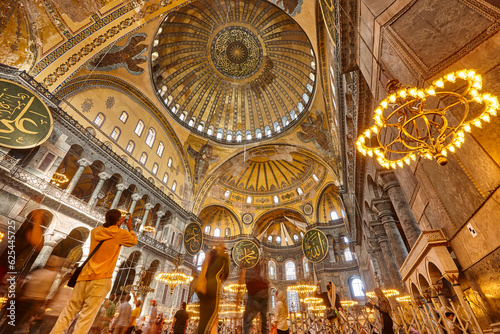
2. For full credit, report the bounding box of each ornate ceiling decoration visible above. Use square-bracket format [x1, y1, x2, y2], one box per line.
[151, 0, 316, 144]
[253, 209, 307, 246]
[199, 205, 242, 236]
[317, 184, 343, 222]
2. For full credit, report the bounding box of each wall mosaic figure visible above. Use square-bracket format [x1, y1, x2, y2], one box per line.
[86, 33, 148, 75]
[187, 142, 219, 184]
[297, 110, 333, 158]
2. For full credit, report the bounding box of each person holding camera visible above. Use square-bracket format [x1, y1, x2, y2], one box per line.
[50, 209, 138, 334]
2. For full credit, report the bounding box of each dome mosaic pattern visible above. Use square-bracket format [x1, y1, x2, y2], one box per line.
[151, 0, 316, 144]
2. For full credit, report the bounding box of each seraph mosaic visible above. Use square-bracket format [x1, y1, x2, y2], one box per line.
[268, 0, 302, 16]
[85, 33, 148, 75]
[297, 110, 334, 158]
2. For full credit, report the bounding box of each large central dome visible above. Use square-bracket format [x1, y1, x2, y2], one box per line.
[151, 0, 316, 144]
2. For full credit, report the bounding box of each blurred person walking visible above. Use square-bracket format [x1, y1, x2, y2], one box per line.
[50, 209, 138, 334]
[195, 243, 230, 334]
[241, 260, 269, 334]
[275, 291, 289, 334]
[114, 295, 132, 334]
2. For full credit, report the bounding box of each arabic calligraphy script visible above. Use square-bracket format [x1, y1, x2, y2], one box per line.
[0, 79, 53, 149]
[183, 222, 203, 256]
[233, 240, 260, 269]
[302, 229, 328, 263]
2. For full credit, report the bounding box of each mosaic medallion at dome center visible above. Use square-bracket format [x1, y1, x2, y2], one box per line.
[211, 27, 262, 79]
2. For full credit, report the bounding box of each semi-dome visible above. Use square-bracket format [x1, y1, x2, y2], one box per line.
[151, 0, 316, 144]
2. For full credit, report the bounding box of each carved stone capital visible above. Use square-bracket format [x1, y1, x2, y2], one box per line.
[98, 172, 111, 180]
[77, 158, 92, 167]
[156, 210, 166, 218]
[116, 183, 128, 191]
[145, 203, 154, 210]
[131, 193, 142, 201]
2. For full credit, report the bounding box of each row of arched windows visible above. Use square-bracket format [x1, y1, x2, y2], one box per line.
[93, 112, 177, 193]
[203, 225, 232, 237]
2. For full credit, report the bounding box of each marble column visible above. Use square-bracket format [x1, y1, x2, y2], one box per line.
[110, 183, 127, 209]
[140, 203, 154, 230]
[374, 201, 408, 267]
[332, 239, 340, 262]
[128, 193, 142, 216]
[368, 239, 393, 289]
[30, 232, 66, 269]
[154, 210, 165, 239]
[65, 158, 91, 194]
[372, 223, 404, 291]
[88, 172, 111, 206]
[381, 172, 421, 247]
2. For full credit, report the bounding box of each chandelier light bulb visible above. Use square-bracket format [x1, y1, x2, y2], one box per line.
[356, 69, 498, 168]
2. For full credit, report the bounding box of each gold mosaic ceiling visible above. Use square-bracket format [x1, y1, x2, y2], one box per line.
[151, 0, 316, 144]
[217, 146, 320, 194]
[254, 209, 307, 246]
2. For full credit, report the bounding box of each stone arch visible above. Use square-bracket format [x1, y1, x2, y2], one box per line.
[96, 173, 124, 209]
[140, 259, 161, 289]
[51, 226, 90, 269]
[315, 183, 344, 223]
[52, 144, 85, 191]
[72, 160, 106, 201]
[198, 205, 243, 237]
[112, 250, 142, 297]
[1, 209, 53, 277]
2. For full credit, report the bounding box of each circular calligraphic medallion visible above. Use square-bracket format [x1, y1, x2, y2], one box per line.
[302, 229, 328, 263]
[242, 213, 253, 225]
[232, 240, 260, 269]
[211, 26, 263, 79]
[183, 222, 203, 256]
[0, 79, 53, 149]
[303, 203, 313, 216]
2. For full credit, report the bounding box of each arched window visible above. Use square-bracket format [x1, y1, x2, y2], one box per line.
[162, 173, 169, 184]
[256, 129, 262, 139]
[344, 247, 353, 261]
[196, 251, 205, 271]
[167, 157, 173, 168]
[350, 277, 365, 297]
[312, 174, 319, 182]
[307, 83, 313, 93]
[271, 288, 276, 308]
[265, 126, 272, 137]
[139, 152, 147, 165]
[267, 235, 273, 243]
[179, 113, 185, 121]
[226, 131, 233, 141]
[126, 141, 135, 153]
[246, 196, 252, 204]
[224, 190, 231, 198]
[236, 131, 242, 142]
[330, 211, 339, 220]
[207, 126, 214, 136]
[268, 260, 276, 280]
[285, 261, 296, 280]
[297, 187, 303, 196]
[273, 122, 281, 133]
[145, 128, 156, 147]
[188, 119, 195, 127]
[110, 127, 121, 140]
[225, 228, 231, 237]
[119, 111, 128, 123]
[214, 228, 221, 237]
[197, 124, 204, 132]
[204, 225, 211, 234]
[135, 120, 145, 136]
[94, 113, 105, 127]
[172, 181, 177, 192]
[297, 102, 304, 113]
[246, 131, 252, 141]
[302, 93, 310, 103]
[152, 163, 159, 175]
[290, 110, 297, 120]
[282, 116, 289, 127]
[216, 129, 223, 140]
[303, 257, 309, 277]
[157, 142, 164, 157]
[276, 236, 281, 244]
[273, 195, 279, 204]
[293, 234, 299, 242]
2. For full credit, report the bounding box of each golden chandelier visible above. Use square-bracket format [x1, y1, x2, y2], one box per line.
[365, 289, 400, 298]
[155, 254, 193, 294]
[356, 69, 499, 168]
[287, 283, 317, 302]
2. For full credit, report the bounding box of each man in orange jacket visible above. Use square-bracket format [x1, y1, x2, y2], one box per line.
[50, 209, 138, 334]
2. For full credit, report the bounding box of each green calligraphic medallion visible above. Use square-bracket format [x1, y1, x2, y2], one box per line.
[302, 229, 328, 263]
[183, 222, 203, 256]
[232, 240, 260, 269]
[0, 79, 53, 149]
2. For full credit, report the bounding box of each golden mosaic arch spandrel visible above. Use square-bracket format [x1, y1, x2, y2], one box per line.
[0, 79, 53, 149]
[302, 228, 329, 263]
[183, 222, 203, 256]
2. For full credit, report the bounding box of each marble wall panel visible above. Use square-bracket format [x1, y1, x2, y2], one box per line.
[420, 156, 484, 228]
[390, 0, 493, 69]
[410, 186, 427, 223]
[362, 0, 397, 18]
[380, 38, 419, 86]
[450, 188, 500, 269]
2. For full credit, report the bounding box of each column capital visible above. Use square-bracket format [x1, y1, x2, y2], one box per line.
[131, 193, 142, 201]
[116, 183, 128, 191]
[98, 172, 111, 180]
[372, 199, 393, 214]
[77, 158, 92, 167]
[156, 210, 166, 218]
[145, 203, 154, 210]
